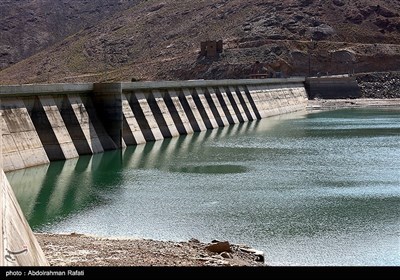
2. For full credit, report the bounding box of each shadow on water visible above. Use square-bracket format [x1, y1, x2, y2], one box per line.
[6, 119, 264, 230]
[7, 151, 125, 230]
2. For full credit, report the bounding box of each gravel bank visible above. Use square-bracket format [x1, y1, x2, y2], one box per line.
[35, 233, 265, 267]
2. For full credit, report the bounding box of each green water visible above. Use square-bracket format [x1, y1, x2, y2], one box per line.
[7, 108, 400, 266]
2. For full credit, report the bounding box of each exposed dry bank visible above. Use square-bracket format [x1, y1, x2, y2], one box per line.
[307, 98, 400, 110]
[35, 233, 265, 267]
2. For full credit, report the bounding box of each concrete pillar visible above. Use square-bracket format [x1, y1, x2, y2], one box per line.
[242, 85, 262, 120]
[181, 89, 207, 131]
[150, 90, 180, 138]
[192, 88, 219, 129]
[121, 93, 146, 145]
[214, 87, 239, 124]
[127, 93, 155, 141]
[132, 92, 164, 141]
[92, 83, 124, 149]
[30, 97, 65, 161]
[204, 87, 229, 127]
[235, 86, 256, 121]
[64, 95, 104, 155]
[163, 89, 193, 135]
[31, 96, 79, 161]
[227, 86, 248, 122]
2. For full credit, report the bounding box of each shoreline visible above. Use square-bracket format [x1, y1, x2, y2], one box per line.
[35, 233, 265, 267]
[307, 98, 400, 111]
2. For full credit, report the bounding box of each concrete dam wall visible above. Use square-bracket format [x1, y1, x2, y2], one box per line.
[0, 77, 306, 265]
[305, 76, 361, 99]
[0, 78, 308, 172]
[1, 99, 49, 266]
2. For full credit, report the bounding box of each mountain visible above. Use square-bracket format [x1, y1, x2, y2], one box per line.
[0, 0, 139, 69]
[0, 0, 399, 84]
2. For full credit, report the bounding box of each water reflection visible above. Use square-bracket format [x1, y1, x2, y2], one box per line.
[6, 115, 269, 229]
[7, 164, 49, 220]
[7, 151, 126, 229]
[6, 108, 400, 266]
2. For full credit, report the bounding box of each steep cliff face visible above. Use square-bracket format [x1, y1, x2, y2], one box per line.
[0, 0, 399, 84]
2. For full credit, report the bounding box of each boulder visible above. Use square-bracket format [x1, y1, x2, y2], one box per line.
[189, 238, 200, 243]
[310, 24, 335, 40]
[206, 241, 232, 253]
[332, 0, 345, 7]
[240, 247, 265, 263]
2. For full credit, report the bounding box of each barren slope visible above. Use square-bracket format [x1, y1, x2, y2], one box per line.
[0, 0, 139, 69]
[0, 0, 399, 84]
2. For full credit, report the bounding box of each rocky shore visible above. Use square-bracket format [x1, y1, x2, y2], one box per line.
[355, 71, 400, 98]
[35, 233, 265, 267]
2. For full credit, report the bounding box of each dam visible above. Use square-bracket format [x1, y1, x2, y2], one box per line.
[1, 77, 399, 266]
[0, 77, 308, 265]
[0, 78, 308, 172]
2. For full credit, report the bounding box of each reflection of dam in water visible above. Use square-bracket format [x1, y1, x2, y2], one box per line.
[7, 151, 123, 229]
[7, 116, 289, 229]
[1, 76, 372, 266]
[7, 108, 400, 266]
[0, 78, 308, 172]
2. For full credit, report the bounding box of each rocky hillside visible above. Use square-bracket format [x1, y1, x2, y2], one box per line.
[356, 71, 400, 98]
[0, 0, 139, 69]
[0, 0, 399, 84]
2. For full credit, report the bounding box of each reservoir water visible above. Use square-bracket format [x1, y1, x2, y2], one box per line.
[7, 108, 400, 266]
